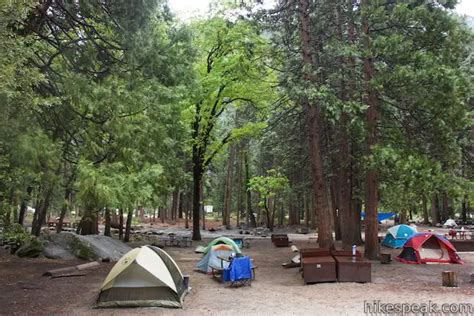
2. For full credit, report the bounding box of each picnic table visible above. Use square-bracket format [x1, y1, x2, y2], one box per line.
[456, 229, 466, 240]
[450, 229, 470, 240]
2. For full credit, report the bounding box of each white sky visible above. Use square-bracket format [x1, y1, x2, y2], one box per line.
[168, 0, 474, 20]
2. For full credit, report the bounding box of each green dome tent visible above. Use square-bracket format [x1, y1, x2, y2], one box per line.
[97, 245, 188, 308]
[202, 237, 242, 254]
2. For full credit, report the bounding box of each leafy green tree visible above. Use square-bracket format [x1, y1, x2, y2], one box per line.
[187, 16, 274, 240]
[248, 169, 289, 231]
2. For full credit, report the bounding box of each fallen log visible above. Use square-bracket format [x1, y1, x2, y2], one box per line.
[51, 273, 87, 279]
[282, 254, 301, 268]
[43, 261, 100, 277]
[76, 261, 100, 270]
[282, 261, 301, 268]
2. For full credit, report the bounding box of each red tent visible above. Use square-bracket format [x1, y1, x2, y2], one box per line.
[396, 232, 463, 264]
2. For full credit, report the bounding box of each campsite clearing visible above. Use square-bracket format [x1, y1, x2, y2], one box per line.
[0, 235, 472, 316]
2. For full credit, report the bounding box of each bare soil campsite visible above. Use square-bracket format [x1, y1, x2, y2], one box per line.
[1, 224, 473, 316]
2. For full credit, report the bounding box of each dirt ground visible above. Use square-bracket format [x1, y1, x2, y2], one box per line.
[1, 235, 473, 316]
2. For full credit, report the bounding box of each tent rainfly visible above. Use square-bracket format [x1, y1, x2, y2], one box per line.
[201, 236, 242, 254]
[196, 244, 235, 273]
[443, 219, 457, 228]
[382, 224, 417, 249]
[361, 212, 396, 223]
[396, 232, 463, 264]
[97, 246, 188, 308]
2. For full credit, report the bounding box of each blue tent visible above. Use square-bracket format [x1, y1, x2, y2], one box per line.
[361, 212, 396, 223]
[382, 224, 417, 248]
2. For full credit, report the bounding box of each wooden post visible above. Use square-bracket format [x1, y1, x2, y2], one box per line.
[442, 271, 458, 287]
[380, 253, 391, 264]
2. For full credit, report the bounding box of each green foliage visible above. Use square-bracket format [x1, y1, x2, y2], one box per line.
[248, 169, 289, 208]
[187, 16, 277, 166]
[70, 238, 95, 260]
[0, 0, 472, 239]
[2, 224, 34, 253]
[16, 238, 44, 258]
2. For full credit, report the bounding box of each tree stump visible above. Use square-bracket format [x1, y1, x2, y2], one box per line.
[380, 253, 391, 264]
[442, 271, 458, 287]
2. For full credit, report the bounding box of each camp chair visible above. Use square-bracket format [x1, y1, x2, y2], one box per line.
[209, 254, 232, 279]
[223, 256, 253, 287]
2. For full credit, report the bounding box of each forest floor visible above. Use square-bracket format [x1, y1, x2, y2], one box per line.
[1, 227, 473, 316]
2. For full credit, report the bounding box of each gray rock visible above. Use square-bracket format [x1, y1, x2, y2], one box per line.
[43, 242, 76, 260]
[43, 232, 132, 261]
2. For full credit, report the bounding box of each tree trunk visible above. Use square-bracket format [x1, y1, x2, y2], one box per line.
[119, 208, 124, 240]
[223, 145, 236, 228]
[111, 208, 118, 225]
[57, 188, 71, 233]
[333, 0, 352, 248]
[185, 194, 190, 229]
[422, 196, 430, 224]
[18, 186, 33, 226]
[31, 184, 55, 236]
[178, 192, 184, 219]
[264, 199, 272, 231]
[270, 197, 277, 231]
[124, 209, 133, 242]
[201, 184, 205, 230]
[78, 206, 99, 235]
[461, 195, 468, 223]
[304, 191, 309, 227]
[288, 196, 297, 226]
[298, 0, 333, 248]
[278, 203, 284, 227]
[140, 205, 145, 222]
[171, 190, 179, 222]
[441, 193, 449, 222]
[338, 119, 353, 250]
[431, 194, 440, 225]
[344, 0, 361, 248]
[160, 206, 165, 224]
[400, 210, 407, 224]
[236, 147, 243, 228]
[191, 115, 205, 240]
[330, 179, 341, 241]
[361, 0, 380, 260]
[12, 195, 18, 225]
[310, 193, 317, 230]
[4, 192, 13, 227]
[351, 196, 364, 245]
[244, 150, 256, 228]
[104, 207, 111, 237]
[32, 190, 41, 232]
